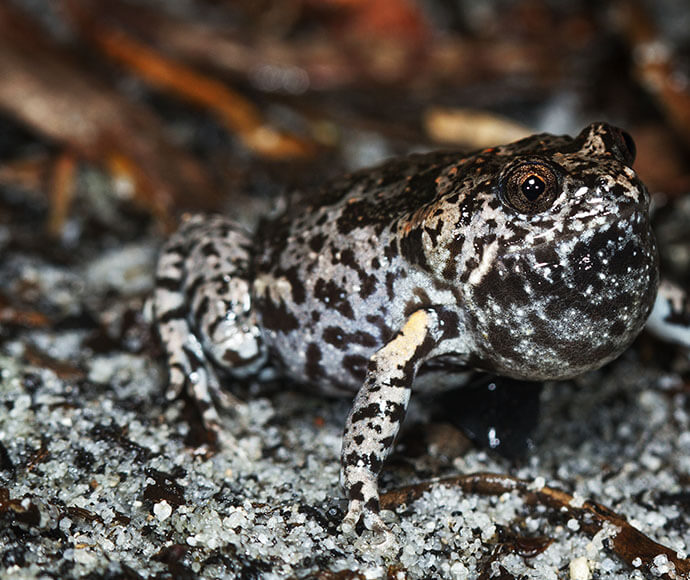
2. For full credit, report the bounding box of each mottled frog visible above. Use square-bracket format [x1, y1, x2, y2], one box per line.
[153, 123, 660, 540]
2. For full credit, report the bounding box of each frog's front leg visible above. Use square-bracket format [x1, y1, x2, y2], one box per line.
[646, 280, 690, 348]
[341, 307, 460, 540]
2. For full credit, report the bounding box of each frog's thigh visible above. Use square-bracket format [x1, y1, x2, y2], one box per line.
[154, 215, 265, 426]
[154, 237, 203, 401]
[341, 309, 440, 533]
[181, 215, 267, 376]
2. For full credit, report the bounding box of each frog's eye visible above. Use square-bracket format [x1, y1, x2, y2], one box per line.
[502, 162, 559, 214]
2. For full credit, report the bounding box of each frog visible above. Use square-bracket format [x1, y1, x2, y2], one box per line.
[153, 122, 661, 542]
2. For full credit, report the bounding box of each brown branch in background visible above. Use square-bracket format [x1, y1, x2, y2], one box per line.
[0, 294, 51, 329]
[63, 0, 317, 160]
[0, 155, 50, 195]
[59, 0, 569, 94]
[47, 152, 77, 237]
[57, 0, 403, 90]
[381, 473, 690, 579]
[616, 1, 690, 149]
[23, 345, 86, 382]
[423, 108, 532, 149]
[0, 2, 221, 227]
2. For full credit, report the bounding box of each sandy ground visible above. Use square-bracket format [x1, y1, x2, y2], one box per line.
[1, 229, 689, 579]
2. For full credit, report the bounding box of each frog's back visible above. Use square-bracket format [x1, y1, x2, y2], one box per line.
[253, 151, 471, 392]
[283, 151, 465, 232]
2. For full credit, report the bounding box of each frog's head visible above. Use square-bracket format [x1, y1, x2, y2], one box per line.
[425, 123, 659, 380]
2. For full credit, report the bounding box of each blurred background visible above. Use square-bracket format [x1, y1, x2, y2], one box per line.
[1, 0, 690, 229]
[1, 2, 690, 578]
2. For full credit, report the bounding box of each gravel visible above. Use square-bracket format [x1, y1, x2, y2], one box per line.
[1, 235, 689, 579]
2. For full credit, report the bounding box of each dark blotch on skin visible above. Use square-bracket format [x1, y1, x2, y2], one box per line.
[383, 241, 398, 261]
[257, 297, 301, 332]
[367, 452, 382, 473]
[385, 272, 396, 301]
[443, 235, 465, 281]
[459, 256, 479, 284]
[157, 305, 188, 324]
[380, 435, 395, 448]
[305, 342, 323, 381]
[339, 248, 379, 299]
[323, 327, 378, 350]
[365, 315, 393, 344]
[365, 497, 379, 512]
[347, 481, 365, 501]
[424, 220, 444, 246]
[384, 401, 406, 424]
[314, 278, 355, 319]
[400, 227, 429, 271]
[156, 276, 181, 292]
[343, 354, 369, 381]
[308, 233, 326, 253]
[359, 274, 378, 299]
[223, 344, 261, 366]
[200, 241, 220, 257]
[351, 403, 380, 423]
[193, 295, 210, 323]
[438, 308, 461, 340]
[282, 266, 306, 304]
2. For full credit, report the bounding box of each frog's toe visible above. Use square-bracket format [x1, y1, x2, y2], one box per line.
[341, 498, 366, 535]
[365, 513, 395, 550]
[165, 364, 187, 401]
[186, 364, 237, 427]
[213, 386, 245, 412]
[342, 504, 397, 552]
[342, 502, 391, 536]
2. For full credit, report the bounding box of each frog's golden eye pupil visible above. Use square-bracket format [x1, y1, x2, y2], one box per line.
[522, 175, 545, 201]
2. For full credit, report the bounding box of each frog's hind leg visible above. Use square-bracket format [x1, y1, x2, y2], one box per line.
[153, 214, 268, 430]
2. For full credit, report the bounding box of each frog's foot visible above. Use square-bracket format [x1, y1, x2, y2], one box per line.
[186, 349, 243, 430]
[154, 298, 242, 423]
[341, 500, 396, 550]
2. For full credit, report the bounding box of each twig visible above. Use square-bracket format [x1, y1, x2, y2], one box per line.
[63, 0, 317, 160]
[615, 0, 690, 149]
[0, 3, 220, 226]
[381, 472, 690, 579]
[47, 152, 77, 237]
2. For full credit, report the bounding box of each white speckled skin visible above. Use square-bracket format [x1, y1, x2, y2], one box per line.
[153, 123, 659, 540]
